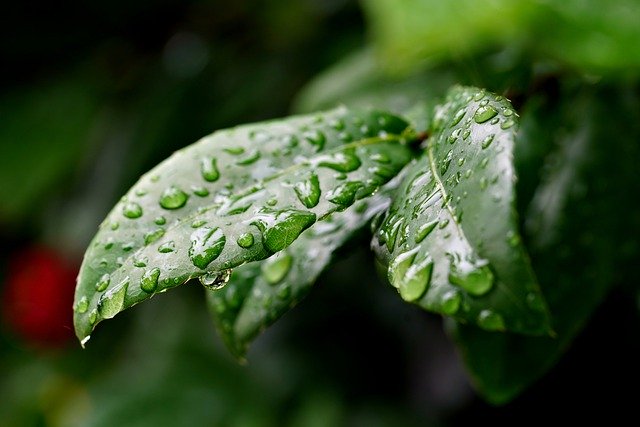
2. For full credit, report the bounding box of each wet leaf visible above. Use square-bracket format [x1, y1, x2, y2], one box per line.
[74, 108, 414, 344]
[450, 85, 640, 404]
[372, 86, 551, 334]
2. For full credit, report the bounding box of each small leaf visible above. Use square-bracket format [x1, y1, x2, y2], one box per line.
[372, 86, 551, 334]
[74, 107, 414, 344]
[206, 193, 394, 358]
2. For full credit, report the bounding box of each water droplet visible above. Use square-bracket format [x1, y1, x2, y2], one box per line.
[462, 129, 471, 140]
[110, 222, 119, 230]
[457, 157, 465, 167]
[122, 202, 143, 219]
[192, 186, 210, 197]
[88, 309, 98, 325]
[200, 269, 231, 290]
[481, 134, 495, 149]
[448, 128, 462, 144]
[201, 157, 220, 182]
[95, 274, 110, 292]
[438, 219, 450, 229]
[327, 181, 363, 208]
[415, 221, 437, 243]
[158, 241, 175, 253]
[262, 252, 292, 285]
[303, 130, 326, 151]
[339, 132, 352, 142]
[388, 248, 418, 289]
[500, 118, 516, 129]
[480, 158, 489, 168]
[189, 227, 226, 269]
[477, 309, 505, 331]
[490, 117, 500, 125]
[104, 238, 114, 250]
[473, 105, 498, 124]
[98, 278, 129, 319]
[398, 255, 433, 302]
[440, 150, 453, 175]
[155, 216, 167, 225]
[252, 209, 316, 253]
[224, 146, 245, 155]
[448, 259, 494, 296]
[441, 290, 461, 315]
[75, 296, 89, 313]
[140, 267, 160, 293]
[294, 173, 321, 208]
[159, 186, 189, 210]
[451, 108, 466, 126]
[133, 257, 148, 267]
[236, 150, 261, 165]
[318, 149, 361, 172]
[473, 90, 485, 101]
[237, 232, 254, 248]
[144, 228, 165, 245]
[191, 219, 206, 228]
[479, 177, 488, 190]
[135, 188, 147, 197]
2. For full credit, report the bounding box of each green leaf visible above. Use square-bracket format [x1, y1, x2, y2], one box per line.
[372, 86, 551, 334]
[74, 107, 414, 345]
[449, 85, 640, 404]
[361, 0, 533, 75]
[206, 192, 393, 358]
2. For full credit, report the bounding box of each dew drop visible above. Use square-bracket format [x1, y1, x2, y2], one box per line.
[88, 309, 98, 326]
[236, 150, 261, 166]
[473, 105, 498, 124]
[415, 221, 437, 243]
[252, 209, 316, 253]
[133, 257, 148, 267]
[158, 241, 175, 253]
[144, 228, 165, 245]
[303, 130, 326, 151]
[192, 186, 210, 197]
[201, 157, 220, 182]
[477, 309, 505, 331]
[155, 216, 167, 225]
[110, 222, 119, 230]
[236, 232, 254, 248]
[74, 296, 89, 313]
[506, 230, 520, 247]
[122, 202, 143, 219]
[441, 290, 461, 315]
[98, 278, 129, 319]
[189, 227, 226, 269]
[95, 274, 110, 292]
[262, 252, 293, 285]
[500, 118, 516, 129]
[140, 267, 160, 293]
[327, 181, 362, 208]
[159, 186, 189, 210]
[294, 173, 321, 208]
[448, 259, 494, 296]
[191, 219, 206, 228]
[398, 255, 433, 302]
[388, 248, 418, 289]
[451, 108, 466, 127]
[224, 146, 245, 155]
[277, 283, 291, 300]
[199, 269, 231, 290]
[318, 149, 361, 172]
[481, 134, 495, 149]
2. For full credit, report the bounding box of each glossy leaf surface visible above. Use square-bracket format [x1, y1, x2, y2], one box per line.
[372, 86, 551, 334]
[74, 108, 414, 344]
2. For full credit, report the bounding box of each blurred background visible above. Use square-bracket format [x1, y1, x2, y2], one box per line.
[1, 0, 639, 425]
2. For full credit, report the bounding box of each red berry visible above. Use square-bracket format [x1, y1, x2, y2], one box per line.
[2, 245, 78, 347]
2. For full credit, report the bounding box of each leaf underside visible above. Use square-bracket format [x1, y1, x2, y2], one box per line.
[74, 107, 414, 344]
[372, 86, 551, 335]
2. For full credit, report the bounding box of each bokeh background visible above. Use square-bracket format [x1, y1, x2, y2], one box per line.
[1, 1, 639, 425]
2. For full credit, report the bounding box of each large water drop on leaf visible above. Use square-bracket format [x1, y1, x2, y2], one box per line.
[200, 269, 232, 290]
[448, 258, 495, 296]
[261, 252, 293, 285]
[201, 157, 220, 182]
[252, 209, 316, 253]
[122, 202, 143, 219]
[294, 173, 321, 208]
[98, 279, 129, 319]
[189, 227, 226, 269]
[140, 267, 160, 293]
[159, 186, 189, 209]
